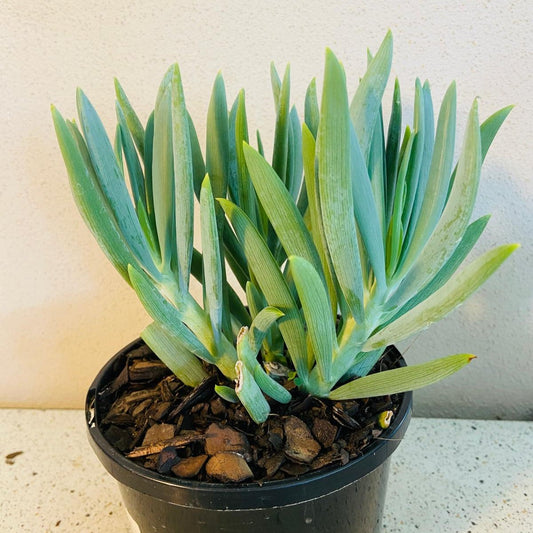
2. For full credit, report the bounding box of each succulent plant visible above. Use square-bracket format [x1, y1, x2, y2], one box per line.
[52, 32, 517, 424]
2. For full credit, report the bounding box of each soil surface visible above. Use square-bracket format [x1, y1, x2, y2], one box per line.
[96, 343, 402, 484]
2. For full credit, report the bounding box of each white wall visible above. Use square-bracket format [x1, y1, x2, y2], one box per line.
[2, 1, 531, 418]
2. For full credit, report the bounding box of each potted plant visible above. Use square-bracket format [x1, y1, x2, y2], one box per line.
[52, 32, 517, 532]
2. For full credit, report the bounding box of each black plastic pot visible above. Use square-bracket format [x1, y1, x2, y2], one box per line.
[86, 339, 412, 533]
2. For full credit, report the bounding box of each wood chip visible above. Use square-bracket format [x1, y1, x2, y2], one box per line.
[258, 451, 285, 478]
[312, 418, 338, 448]
[283, 416, 321, 464]
[171, 455, 208, 479]
[204, 423, 251, 458]
[280, 462, 310, 476]
[142, 423, 175, 446]
[205, 452, 253, 483]
[167, 377, 216, 420]
[127, 432, 204, 458]
[129, 360, 169, 382]
[210, 398, 226, 416]
[5, 451, 23, 465]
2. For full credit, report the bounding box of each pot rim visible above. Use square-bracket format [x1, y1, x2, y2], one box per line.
[86, 338, 412, 510]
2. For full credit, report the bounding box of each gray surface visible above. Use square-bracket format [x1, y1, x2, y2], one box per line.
[0, 409, 531, 532]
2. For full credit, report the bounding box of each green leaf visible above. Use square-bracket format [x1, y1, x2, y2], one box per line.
[329, 353, 475, 400]
[402, 81, 434, 254]
[222, 223, 250, 289]
[446, 105, 514, 202]
[479, 105, 514, 160]
[346, 348, 385, 379]
[152, 69, 176, 271]
[170, 64, 194, 292]
[317, 49, 364, 323]
[391, 98, 480, 305]
[243, 143, 322, 275]
[190, 248, 250, 328]
[287, 106, 303, 201]
[143, 111, 156, 233]
[113, 124, 124, 174]
[76, 89, 158, 278]
[114, 78, 145, 158]
[116, 103, 146, 213]
[127, 264, 217, 360]
[253, 364, 292, 404]
[235, 90, 255, 219]
[206, 73, 229, 214]
[215, 385, 239, 403]
[368, 106, 386, 240]
[235, 361, 270, 424]
[365, 243, 519, 350]
[136, 199, 160, 260]
[248, 306, 284, 354]
[188, 112, 206, 200]
[272, 64, 291, 183]
[52, 107, 139, 284]
[350, 31, 393, 161]
[200, 176, 223, 343]
[349, 121, 387, 291]
[396, 82, 457, 280]
[270, 62, 282, 110]
[301, 123, 337, 316]
[256, 129, 264, 157]
[400, 80, 425, 237]
[141, 322, 207, 387]
[290, 256, 337, 383]
[386, 215, 490, 323]
[386, 132, 414, 276]
[305, 77, 319, 138]
[385, 78, 402, 224]
[219, 199, 309, 383]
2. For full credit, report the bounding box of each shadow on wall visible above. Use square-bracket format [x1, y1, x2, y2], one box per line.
[401, 157, 532, 421]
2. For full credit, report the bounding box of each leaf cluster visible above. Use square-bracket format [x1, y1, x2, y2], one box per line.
[52, 32, 517, 423]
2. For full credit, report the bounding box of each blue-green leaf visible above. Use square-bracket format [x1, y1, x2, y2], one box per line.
[52, 107, 139, 284]
[385, 78, 402, 224]
[350, 31, 393, 161]
[116, 104, 146, 213]
[385, 215, 490, 324]
[114, 78, 145, 158]
[200, 176, 223, 343]
[272, 64, 291, 183]
[248, 306, 285, 354]
[142, 322, 207, 387]
[206, 73, 229, 209]
[152, 69, 176, 271]
[305, 77, 319, 138]
[330, 353, 475, 400]
[365, 243, 519, 349]
[188, 112, 206, 200]
[219, 199, 309, 383]
[76, 89, 158, 278]
[235, 361, 270, 424]
[317, 49, 364, 323]
[349, 121, 387, 291]
[390, 98, 480, 306]
[290, 256, 337, 383]
[243, 143, 322, 275]
[396, 82, 456, 280]
[170, 64, 194, 292]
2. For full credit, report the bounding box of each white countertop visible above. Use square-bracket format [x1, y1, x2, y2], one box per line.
[0, 410, 531, 532]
